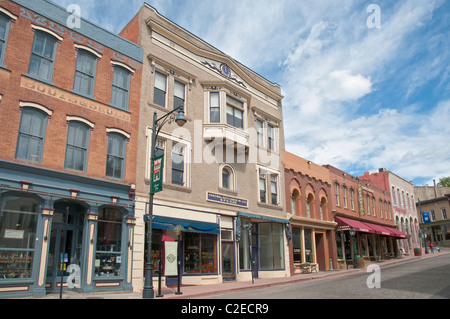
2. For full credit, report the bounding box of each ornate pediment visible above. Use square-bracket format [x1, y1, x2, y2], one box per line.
[201, 59, 247, 89]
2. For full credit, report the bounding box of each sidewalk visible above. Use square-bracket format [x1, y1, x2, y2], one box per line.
[23, 248, 448, 299]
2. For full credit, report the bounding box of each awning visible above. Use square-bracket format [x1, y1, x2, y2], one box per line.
[335, 217, 376, 234]
[152, 216, 220, 234]
[335, 217, 409, 239]
[238, 212, 289, 224]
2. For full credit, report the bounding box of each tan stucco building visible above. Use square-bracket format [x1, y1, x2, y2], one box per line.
[120, 4, 288, 292]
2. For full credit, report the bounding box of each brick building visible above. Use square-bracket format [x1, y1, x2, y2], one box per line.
[0, 0, 143, 297]
[325, 165, 408, 268]
[120, 4, 288, 291]
[284, 151, 337, 273]
[359, 169, 421, 254]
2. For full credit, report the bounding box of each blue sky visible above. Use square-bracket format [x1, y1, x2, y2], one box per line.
[52, 0, 450, 186]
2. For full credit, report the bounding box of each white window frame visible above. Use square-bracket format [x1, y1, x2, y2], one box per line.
[257, 165, 280, 206]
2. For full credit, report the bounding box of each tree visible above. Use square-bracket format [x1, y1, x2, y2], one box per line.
[437, 177, 450, 187]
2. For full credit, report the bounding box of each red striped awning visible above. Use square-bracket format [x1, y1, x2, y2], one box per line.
[335, 217, 409, 239]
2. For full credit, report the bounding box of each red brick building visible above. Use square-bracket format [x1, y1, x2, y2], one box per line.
[325, 165, 408, 268]
[0, 0, 143, 298]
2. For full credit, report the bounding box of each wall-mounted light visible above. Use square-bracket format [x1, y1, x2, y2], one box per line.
[20, 181, 33, 191]
[111, 195, 120, 205]
[70, 189, 80, 199]
[129, 184, 136, 199]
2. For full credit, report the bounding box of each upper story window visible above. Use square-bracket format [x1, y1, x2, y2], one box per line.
[15, 107, 49, 163]
[210, 92, 220, 123]
[73, 50, 97, 97]
[0, 13, 12, 66]
[258, 167, 280, 206]
[174, 80, 185, 111]
[106, 132, 127, 180]
[111, 65, 131, 110]
[171, 143, 185, 186]
[254, 113, 279, 152]
[342, 187, 348, 208]
[28, 31, 58, 82]
[65, 120, 91, 172]
[350, 188, 355, 210]
[221, 164, 235, 191]
[334, 183, 340, 206]
[226, 95, 244, 129]
[154, 71, 167, 107]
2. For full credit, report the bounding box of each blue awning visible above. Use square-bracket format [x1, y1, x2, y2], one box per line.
[152, 215, 220, 234]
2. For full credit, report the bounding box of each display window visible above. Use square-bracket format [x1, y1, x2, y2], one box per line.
[184, 232, 217, 274]
[0, 194, 40, 280]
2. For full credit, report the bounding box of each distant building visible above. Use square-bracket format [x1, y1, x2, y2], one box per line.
[415, 185, 450, 248]
[284, 152, 337, 273]
[0, 0, 143, 298]
[326, 165, 407, 268]
[360, 169, 421, 253]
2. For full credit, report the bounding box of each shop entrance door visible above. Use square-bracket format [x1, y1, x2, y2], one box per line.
[222, 242, 234, 280]
[47, 202, 85, 292]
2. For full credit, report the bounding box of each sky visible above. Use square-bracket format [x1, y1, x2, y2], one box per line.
[52, 0, 450, 186]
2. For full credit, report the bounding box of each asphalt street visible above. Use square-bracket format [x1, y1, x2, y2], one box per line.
[206, 253, 450, 299]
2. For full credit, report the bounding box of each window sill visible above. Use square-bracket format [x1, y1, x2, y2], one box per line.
[257, 202, 283, 211]
[25, 73, 55, 86]
[72, 89, 96, 101]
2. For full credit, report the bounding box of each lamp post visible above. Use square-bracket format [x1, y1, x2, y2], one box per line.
[142, 105, 187, 299]
[349, 228, 357, 268]
[418, 199, 429, 254]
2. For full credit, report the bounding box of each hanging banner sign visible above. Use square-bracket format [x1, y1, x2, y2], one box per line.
[422, 212, 431, 224]
[151, 155, 164, 194]
[164, 241, 178, 276]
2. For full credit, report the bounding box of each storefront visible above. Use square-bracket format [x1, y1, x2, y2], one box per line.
[335, 216, 409, 268]
[236, 212, 290, 281]
[0, 161, 136, 298]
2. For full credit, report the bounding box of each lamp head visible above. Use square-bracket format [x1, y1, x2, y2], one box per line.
[175, 107, 187, 127]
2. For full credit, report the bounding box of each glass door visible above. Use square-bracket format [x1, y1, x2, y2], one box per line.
[222, 242, 234, 280]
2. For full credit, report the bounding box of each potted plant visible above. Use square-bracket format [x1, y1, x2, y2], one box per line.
[414, 247, 422, 256]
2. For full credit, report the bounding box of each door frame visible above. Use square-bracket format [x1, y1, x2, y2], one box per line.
[221, 241, 235, 281]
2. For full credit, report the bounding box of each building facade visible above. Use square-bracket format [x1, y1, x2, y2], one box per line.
[0, 0, 143, 298]
[360, 169, 421, 254]
[119, 4, 288, 292]
[284, 152, 337, 273]
[415, 185, 450, 248]
[326, 165, 408, 268]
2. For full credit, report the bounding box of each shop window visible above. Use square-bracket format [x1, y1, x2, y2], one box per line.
[292, 227, 302, 263]
[0, 195, 40, 279]
[336, 233, 344, 260]
[304, 228, 313, 263]
[184, 232, 217, 274]
[111, 65, 131, 110]
[106, 132, 127, 180]
[258, 223, 284, 270]
[15, 108, 48, 163]
[95, 207, 123, 277]
[28, 30, 58, 82]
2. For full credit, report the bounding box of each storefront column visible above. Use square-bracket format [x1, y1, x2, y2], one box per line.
[34, 207, 54, 296]
[83, 208, 98, 293]
[125, 216, 136, 291]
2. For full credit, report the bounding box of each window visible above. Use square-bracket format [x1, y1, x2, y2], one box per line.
[153, 71, 167, 107]
[174, 80, 185, 111]
[0, 195, 40, 279]
[0, 13, 11, 66]
[28, 31, 57, 81]
[106, 133, 127, 180]
[171, 143, 184, 186]
[442, 208, 448, 220]
[257, 119, 264, 147]
[15, 108, 48, 163]
[372, 197, 376, 216]
[320, 197, 327, 220]
[95, 208, 123, 277]
[366, 195, 370, 216]
[334, 183, 340, 206]
[292, 227, 302, 263]
[210, 92, 220, 123]
[270, 175, 278, 205]
[259, 173, 266, 203]
[111, 65, 131, 110]
[392, 186, 396, 206]
[259, 223, 284, 270]
[343, 187, 347, 208]
[184, 233, 217, 274]
[226, 95, 243, 129]
[65, 121, 90, 171]
[268, 124, 275, 151]
[430, 209, 436, 221]
[379, 199, 383, 218]
[350, 189, 355, 210]
[221, 165, 235, 190]
[73, 50, 97, 97]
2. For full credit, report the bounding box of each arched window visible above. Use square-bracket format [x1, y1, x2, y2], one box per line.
[306, 193, 315, 219]
[220, 165, 235, 191]
[320, 197, 328, 220]
[291, 189, 300, 215]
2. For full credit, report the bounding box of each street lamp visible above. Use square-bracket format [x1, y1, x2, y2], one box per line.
[349, 228, 357, 268]
[142, 105, 187, 299]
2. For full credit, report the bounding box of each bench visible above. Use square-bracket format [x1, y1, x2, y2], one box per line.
[300, 263, 319, 273]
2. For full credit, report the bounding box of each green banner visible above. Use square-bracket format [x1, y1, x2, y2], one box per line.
[151, 155, 164, 194]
